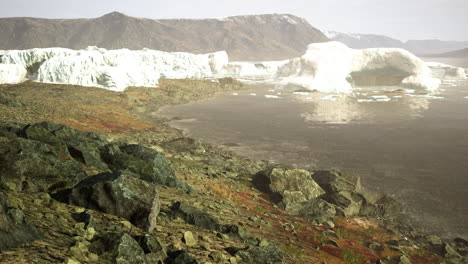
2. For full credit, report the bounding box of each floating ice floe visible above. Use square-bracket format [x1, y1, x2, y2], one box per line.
[320, 95, 341, 101]
[407, 94, 445, 99]
[393, 96, 402, 98]
[249, 93, 257, 96]
[376, 98, 391, 102]
[371, 95, 389, 99]
[293, 91, 310, 95]
[232, 92, 239, 96]
[357, 99, 374, 103]
[264, 95, 280, 99]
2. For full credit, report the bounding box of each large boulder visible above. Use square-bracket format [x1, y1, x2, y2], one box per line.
[311, 170, 363, 216]
[0, 122, 25, 138]
[53, 171, 160, 232]
[227, 245, 285, 264]
[0, 191, 42, 251]
[23, 122, 109, 170]
[166, 250, 198, 264]
[0, 121, 113, 193]
[92, 232, 147, 264]
[170, 202, 247, 240]
[285, 199, 337, 226]
[170, 202, 220, 231]
[0, 137, 87, 192]
[253, 167, 325, 204]
[311, 169, 361, 194]
[134, 235, 167, 263]
[102, 143, 193, 191]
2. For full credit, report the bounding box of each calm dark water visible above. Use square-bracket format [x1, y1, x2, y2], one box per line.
[158, 80, 468, 239]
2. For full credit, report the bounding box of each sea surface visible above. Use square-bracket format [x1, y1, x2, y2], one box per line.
[158, 78, 468, 239]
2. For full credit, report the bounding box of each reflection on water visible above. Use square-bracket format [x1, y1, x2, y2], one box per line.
[158, 80, 468, 239]
[292, 88, 433, 124]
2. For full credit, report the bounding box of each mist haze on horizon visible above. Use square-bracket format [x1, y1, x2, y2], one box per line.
[1, 0, 467, 42]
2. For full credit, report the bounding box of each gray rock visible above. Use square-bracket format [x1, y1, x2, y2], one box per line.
[311, 170, 361, 194]
[359, 195, 402, 218]
[0, 191, 42, 251]
[285, 199, 336, 225]
[54, 171, 160, 232]
[324, 191, 363, 216]
[94, 233, 147, 264]
[453, 238, 468, 257]
[170, 202, 246, 240]
[102, 143, 193, 191]
[24, 122, 109, 170]
[253, 167, 324, 204]
[166, 250, 198, 264]
[0, 122, 25, 138]
[134, 235, 167, 263]
[72, 211, 97, 230]
[398, 255, 411, 264]
[183, 231, 197, 246]
[228, 245, 285, 264]
[161, 137, 206, 154]
[311, 170, 363, 216]
[0, 137, 87, 192]
[170, 202, 221, 231]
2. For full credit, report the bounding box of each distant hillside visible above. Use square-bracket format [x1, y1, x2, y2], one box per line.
[429, 47, 468, 58]
[325, 31, 468, 55]
[324, 31, 404, 49]
[0, 12, 329, 61]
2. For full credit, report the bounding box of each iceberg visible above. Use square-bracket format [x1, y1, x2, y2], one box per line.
[0, 47, 229, 91]
[0, 43, 454, 94]
[426, 62, 466, 79]
[277, 41, 441, 93]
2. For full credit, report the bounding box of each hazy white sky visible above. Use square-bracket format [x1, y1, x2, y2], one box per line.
[1, 0, 466, 41]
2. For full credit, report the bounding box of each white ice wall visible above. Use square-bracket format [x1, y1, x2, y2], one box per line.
[0, 47, 229, 91]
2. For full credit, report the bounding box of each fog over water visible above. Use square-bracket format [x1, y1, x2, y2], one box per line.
[159, 77, 468, 239]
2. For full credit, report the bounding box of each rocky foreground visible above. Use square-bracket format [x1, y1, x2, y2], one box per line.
[0, 79, 467, 264]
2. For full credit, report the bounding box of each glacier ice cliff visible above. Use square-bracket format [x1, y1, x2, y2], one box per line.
[0, 47, 228, 91]
[0, 43, 463, 93]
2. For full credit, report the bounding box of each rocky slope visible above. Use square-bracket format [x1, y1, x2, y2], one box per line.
[325, 31, 468, 55]
[0, 12, 328, 61]
[0, 80, 467, 263]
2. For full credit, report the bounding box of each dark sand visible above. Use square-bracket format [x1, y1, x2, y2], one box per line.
[158, 80, 468, 239]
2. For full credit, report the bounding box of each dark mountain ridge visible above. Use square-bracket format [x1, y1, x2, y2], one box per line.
[0, 11, 329, 61]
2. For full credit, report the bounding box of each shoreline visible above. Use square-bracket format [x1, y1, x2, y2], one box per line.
[0, 79, 466, 263]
